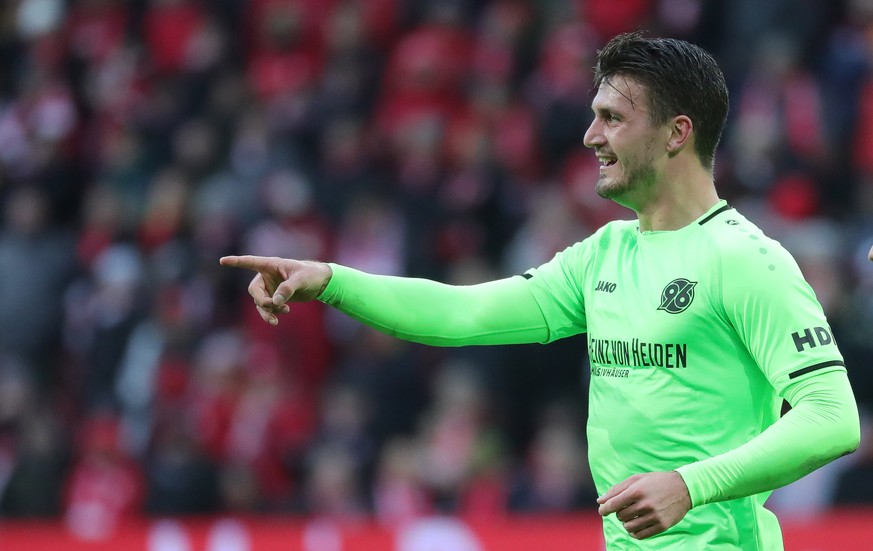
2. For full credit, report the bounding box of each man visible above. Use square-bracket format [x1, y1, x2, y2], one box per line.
[221, 32, 859, 549]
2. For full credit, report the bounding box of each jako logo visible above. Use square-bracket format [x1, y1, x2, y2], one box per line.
[595, 280, 617, 293]
[658, 278, 697, 314]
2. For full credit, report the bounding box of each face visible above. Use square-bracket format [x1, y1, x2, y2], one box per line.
[583, 77, 667, 205]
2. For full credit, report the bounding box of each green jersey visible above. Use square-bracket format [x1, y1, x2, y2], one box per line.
[523, 201, 846, 550]
[318, 198, 856, 549]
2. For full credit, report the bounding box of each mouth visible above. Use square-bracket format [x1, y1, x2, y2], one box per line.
[598, 156, 617, 170]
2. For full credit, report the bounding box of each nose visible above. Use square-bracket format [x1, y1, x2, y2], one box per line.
[583, 118, 604, 149]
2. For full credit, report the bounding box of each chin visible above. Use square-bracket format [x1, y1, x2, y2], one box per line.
[596, 182, 643, 211]
[596, 179, 629, 200]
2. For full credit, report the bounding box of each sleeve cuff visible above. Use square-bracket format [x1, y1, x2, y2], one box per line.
[675, 463, 706, 508]
[316, 262, 343, 304]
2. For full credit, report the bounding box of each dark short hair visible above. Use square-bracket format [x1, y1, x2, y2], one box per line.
[593, 31, 729, 171]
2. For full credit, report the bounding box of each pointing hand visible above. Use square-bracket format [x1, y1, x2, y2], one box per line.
[219, 255, 332, 325]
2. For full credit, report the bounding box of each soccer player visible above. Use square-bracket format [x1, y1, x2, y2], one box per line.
[220, 32, 860, 549]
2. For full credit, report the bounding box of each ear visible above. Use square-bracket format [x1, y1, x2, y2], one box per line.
[665, 115, 693, 156]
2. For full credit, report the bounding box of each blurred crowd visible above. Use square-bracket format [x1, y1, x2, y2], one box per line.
[0, 0, 872, 537]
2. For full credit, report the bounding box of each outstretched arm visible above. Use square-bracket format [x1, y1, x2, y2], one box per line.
[219, 256, 550, 346]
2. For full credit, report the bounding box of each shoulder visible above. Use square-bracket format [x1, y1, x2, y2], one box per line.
[599, 218, 639, 237]
[701, 211, 815, 316]
[544, 218, 637, 259]
[700, 210, 801, 277]
[527, 219, 636, 285]
[578, 218, 638, 250]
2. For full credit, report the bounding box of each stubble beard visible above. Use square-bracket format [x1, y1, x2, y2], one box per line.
[595, 149, 658, 202]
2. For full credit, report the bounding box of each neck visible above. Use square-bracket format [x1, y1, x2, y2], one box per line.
[634, 165, 720, 232]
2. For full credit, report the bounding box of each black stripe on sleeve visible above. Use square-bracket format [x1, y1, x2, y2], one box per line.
[698, 204, 733, 225]
[788, 360, 846, 380]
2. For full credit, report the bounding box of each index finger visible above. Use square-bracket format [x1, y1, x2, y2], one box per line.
[220, 255, 275, 271]
[597, 475, 637, 505]
[597, 477, 639, 516]
[599, 488, 636, 516]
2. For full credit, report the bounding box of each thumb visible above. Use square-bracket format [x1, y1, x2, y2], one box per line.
[272, 290, 292, 305]
[272, 275, 302, 305]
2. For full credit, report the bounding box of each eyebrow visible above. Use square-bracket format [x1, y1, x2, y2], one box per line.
[591, 101, 629, 119]
[591, 105, 616, 117]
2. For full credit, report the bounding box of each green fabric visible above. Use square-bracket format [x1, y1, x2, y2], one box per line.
[318, 264, 549, 346]
[317, 200, 859, 550]
[522, 200, 857, 550]
[676, 370, 859, 507]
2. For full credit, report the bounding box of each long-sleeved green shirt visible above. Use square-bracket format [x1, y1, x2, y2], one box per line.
[318, 201, 859, 550]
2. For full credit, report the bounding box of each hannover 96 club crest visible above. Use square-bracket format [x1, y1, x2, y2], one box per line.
[658, 278, 697, 314]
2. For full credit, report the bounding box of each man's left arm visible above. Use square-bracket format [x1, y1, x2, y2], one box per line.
[597, 361, 859, 540]
[598, 234, 861, 540]
[676, 234, 860, 507]
[676, 369, 859, 505]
